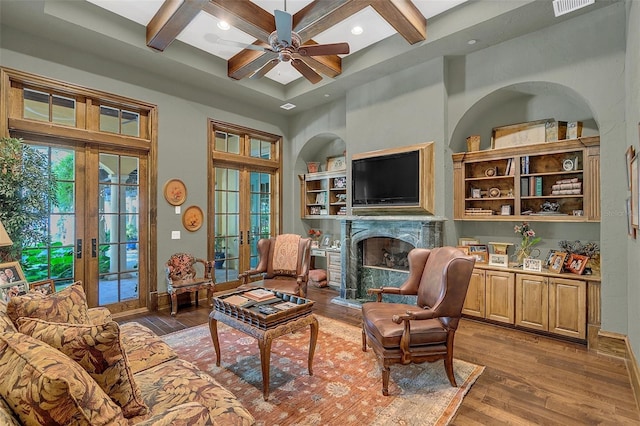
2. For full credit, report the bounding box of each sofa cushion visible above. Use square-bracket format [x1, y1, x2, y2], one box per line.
[132, 358, 255, 425]
[119, 322, 178, 374]
[0, 331, 127, 426]
[0, 397, 20, 426]
[16, 317, 148, 418]
[134, 402, 214, 426]
[0, 301, 17, 333]
[6, 281, 90, 325]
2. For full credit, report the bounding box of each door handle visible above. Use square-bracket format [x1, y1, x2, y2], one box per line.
[76, 239, 82, 259]
[91, 238, 97, 258]
[246, 230, 251, 245]
[239, 232, 243, 245]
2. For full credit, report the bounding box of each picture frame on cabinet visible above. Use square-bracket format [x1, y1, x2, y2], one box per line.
[326, 155, 346, 172]
[548, 251, 568, 274]
[456, 246, 470, 255]
[488, 253, 509, 267]
[544, 250, 555, 268]
[566, 253, 589, 275]
[0, 280, 28, 303]
[522, 258, 542, 272]
[470, 251, 488, 264]
[458, 237, 480, 246]
[0, 261, 26, 284]
[29, 279, 55, 295]
[315, 192, 326, 205]
[468, 244, 488, 253]
[320, 234, 332, 248]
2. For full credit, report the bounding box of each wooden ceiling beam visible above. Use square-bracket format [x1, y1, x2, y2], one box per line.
[146, 0, 209, 51]
[292, 0, 369, 42]
[295, 41, 343, 77]
[369, 0, 426, 44]
[204, 0, 275, 43]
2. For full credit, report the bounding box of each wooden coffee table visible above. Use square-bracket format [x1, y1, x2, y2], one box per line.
[208, 289, 318, 400]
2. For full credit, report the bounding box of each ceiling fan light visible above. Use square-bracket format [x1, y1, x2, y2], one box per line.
[351, 26, 364, 35]
[217, 21, 230, 30]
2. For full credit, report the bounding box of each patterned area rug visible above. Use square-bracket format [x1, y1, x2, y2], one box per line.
[162, 315, 483, 426]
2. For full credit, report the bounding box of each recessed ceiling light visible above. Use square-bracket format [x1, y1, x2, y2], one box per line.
[467, 39, 477, 45]
[217, 21, 230, 30]
[351, 26, 363, 35]
[280, 103, 296, 110]
[324, 94, 330, 97]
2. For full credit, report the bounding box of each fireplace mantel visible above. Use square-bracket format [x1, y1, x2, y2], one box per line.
[337, 216, 446, 304]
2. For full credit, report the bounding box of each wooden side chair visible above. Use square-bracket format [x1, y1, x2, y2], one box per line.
[238, 234, 312, 297]
[166, 253, 214, 316]
[361, 246, 475, 395]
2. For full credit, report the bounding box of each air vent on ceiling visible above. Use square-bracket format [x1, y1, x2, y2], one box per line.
[552, 0, 595, 17]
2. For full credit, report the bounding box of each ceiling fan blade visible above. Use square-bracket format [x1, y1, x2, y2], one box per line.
[291, 58, 322, 84]
[251, 58, 280, 79]
[204, 34, 271, 52]
[297, 42, 350, 57]
[274, 9, 292, 45]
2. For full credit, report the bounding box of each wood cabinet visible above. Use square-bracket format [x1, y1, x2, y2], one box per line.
[299, 171, 347, 218]
[464, 265, 594, 344]
[452, 137, 600, 221]
[515, 273, 586, 339]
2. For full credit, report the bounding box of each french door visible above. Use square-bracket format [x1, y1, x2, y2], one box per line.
[212, 165, 275, 286]
[21, 142, 148, 312]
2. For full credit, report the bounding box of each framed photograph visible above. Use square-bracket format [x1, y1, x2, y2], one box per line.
[500, 205, 512, 216]
[468, 244, 488, 253]
[0, 262, 26, 285]
[315, 192, 326, 205]
[566, 253, 589, 275]
[548, 251, 568, 274]
[29, 279, 55, 295]
[488, 253, 509, 267]
[471, 188, 481, 198]
[458, 238, 479, 246]
[632, 154, 639, 229]
[0, 280, 28, 302]
[626, 145, 635, 190]
[544, 250, 555, 268]
[470, 251, 488, 264]
[163, 178, 187, 206]
[182, 205, 204, 232]
[320, 234, 332, 248]
[522, 258, 542, 272]
[456, 246, 470, 255]
[326, 155, 346, 172]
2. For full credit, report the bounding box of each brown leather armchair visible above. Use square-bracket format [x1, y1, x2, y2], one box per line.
[238, 234, 312, 297]
[361, 246, 475, 396]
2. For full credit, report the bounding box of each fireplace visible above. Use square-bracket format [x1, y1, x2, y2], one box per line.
[335, 216, 445, 306]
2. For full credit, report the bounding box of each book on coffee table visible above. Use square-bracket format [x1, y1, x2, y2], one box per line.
[273, 301, 299, 311]
[244, 289, 277, 302]
[223, 294, 250, 306]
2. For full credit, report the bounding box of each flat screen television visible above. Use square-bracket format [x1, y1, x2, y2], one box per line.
[351, 142, 434, 214]
[352, 150, 419, 206]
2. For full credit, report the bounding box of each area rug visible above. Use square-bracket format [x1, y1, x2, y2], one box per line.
[162, 316, 484, 426]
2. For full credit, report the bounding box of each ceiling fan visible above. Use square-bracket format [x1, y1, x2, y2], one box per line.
[223, 8, 350, 84]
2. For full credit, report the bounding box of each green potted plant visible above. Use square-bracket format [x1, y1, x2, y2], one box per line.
[0, 137, 58, 264]
[214, 235, 225, 269]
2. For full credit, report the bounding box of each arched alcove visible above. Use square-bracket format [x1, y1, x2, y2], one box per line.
[450, 82, 599, 153]
[295, 132, 346, 174]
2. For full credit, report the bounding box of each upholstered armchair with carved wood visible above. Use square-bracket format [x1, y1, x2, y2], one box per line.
[166, 253, 214, 316]
[238, 234, 312, 297]
[361, 246, 475, 396]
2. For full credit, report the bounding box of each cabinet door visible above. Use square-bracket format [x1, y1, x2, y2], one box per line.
[515, 274, 549, 332]
[327, 250, 342, 287]
[462, 268, 486, 318]
[485, 270, 515, 324]
[549, 277, 586, 339]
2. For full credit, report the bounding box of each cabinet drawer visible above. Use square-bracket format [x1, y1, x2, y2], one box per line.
[311, 249, 326, 257]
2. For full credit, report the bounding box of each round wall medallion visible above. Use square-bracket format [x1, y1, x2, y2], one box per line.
[562, 159, 574, 171]
[488, 187, 501, 198]
[182, 205, 204, 232]
[163, 179, 187, 206]
[485, 167, 496, 177]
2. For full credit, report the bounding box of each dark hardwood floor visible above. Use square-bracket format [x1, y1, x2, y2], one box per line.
[117, 286, 640, 424]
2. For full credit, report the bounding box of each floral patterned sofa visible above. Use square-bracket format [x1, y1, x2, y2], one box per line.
[0, 282, 254, 425]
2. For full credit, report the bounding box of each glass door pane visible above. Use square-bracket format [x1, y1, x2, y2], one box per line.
[248, 171, 272, 269]
[97, 153, 140, 305]
[213, 167, 240, 284]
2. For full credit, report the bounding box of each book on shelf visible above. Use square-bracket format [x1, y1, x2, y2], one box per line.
[551, 188, 582, 195]
[552, 182, 581, 190]
[505, 158, 512, 176]
[244, 288, 277, 301]
[535, 176, 543, 196]
[520, 177, 530, 197]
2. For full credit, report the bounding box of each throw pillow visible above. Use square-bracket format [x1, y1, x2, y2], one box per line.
[0, 331, 127, 426]
[6, 281, 90, 325]
[16, 317, 148, 418]
[0, 301, 17, 333]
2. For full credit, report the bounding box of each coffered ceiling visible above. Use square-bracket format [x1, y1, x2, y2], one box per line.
[0, 0, 610, 116]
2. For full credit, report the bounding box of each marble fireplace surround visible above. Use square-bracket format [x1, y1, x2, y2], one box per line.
[335, 216, 445, 307]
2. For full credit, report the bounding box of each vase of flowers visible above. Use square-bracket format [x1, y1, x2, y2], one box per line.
[308, 229, 322, 248]
[514, 222, 541, 264]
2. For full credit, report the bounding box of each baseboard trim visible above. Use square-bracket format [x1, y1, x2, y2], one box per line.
[597, 330, 640, 412]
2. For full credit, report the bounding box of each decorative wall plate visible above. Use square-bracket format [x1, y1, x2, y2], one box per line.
[163, 179, 187, 206]
[562, 158, 574, 171]
[488, 187, 501, 198]
[182, 205, 203, 232]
